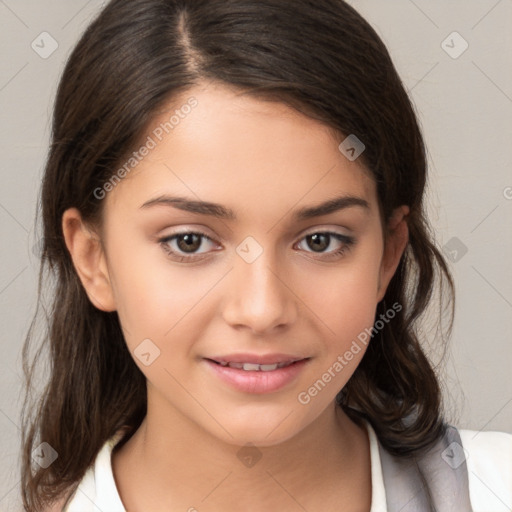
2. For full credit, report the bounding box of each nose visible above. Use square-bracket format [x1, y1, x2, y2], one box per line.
[221, 246, 298, 335]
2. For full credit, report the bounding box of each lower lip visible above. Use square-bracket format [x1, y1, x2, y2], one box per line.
[204, 359, 309, 394]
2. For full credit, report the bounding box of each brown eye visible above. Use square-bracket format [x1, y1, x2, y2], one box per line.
[306, 233, 330, 252]
[176, 233, 203, 253]
[296, 231, 356, 260]
[159, 231, 220, 262]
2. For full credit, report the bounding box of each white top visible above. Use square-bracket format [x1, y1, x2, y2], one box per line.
[62, 421, 512, 512]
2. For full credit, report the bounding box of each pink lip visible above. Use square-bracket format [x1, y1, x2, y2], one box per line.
[204, 357, 310, 394]
[209, 353, 306, 365]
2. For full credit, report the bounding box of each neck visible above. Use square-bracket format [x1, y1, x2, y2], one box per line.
[112, 395, 371, 512]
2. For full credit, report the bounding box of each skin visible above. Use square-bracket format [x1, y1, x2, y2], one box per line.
[62, 81, 409, 512]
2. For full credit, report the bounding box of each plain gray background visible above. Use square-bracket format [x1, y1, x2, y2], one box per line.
[1, 0, 511, 509]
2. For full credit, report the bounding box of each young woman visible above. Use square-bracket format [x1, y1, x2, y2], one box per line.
[21, 1, 512, 511]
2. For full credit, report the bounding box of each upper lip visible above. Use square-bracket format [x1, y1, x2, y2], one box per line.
[206, 353, 309, 365]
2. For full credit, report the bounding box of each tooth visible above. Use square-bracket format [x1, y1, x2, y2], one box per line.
[224, 361, 294, 371]
[219, 361, 228, 366]
[242, 363, 261, 371]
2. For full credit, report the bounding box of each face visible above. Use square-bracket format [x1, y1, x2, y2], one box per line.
[65, 82, 408, 447]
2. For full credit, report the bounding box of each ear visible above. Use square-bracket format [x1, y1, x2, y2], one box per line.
[61, 207, 116, 312]
[376, 205, 410, 303]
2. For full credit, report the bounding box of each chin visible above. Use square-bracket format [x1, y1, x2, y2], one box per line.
[227, 426, 302, 448]
[206, 407, 312, 448]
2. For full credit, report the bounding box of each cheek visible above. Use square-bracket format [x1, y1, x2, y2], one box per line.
[293, 261, 381, 411]
[304, 252, 382, 335]
[295, 249, 383, 402]
[108, 239, 226, 355]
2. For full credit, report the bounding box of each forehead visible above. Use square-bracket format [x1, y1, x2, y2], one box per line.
[103, 83, 377, 221]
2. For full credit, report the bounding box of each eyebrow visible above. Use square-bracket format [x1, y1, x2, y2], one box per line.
[140, 194, 370, 221]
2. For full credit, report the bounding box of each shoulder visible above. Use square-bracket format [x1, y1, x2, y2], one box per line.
[55, 430, 128, 512]
[374, 421, 511, 511]
[42, 495, 72, 512]
[458, 427, 512, 512]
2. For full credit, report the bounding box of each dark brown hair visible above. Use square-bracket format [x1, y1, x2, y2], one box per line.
[21, 0, 455, 509]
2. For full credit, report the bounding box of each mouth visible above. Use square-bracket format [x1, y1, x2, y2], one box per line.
[206, 359, 304, 372]
[203, 355, 311, 394]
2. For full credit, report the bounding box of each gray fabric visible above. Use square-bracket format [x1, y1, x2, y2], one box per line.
[378, 425, 473, 511]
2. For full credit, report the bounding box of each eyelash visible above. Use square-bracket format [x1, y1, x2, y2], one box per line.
[158, 229, 356, 263]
